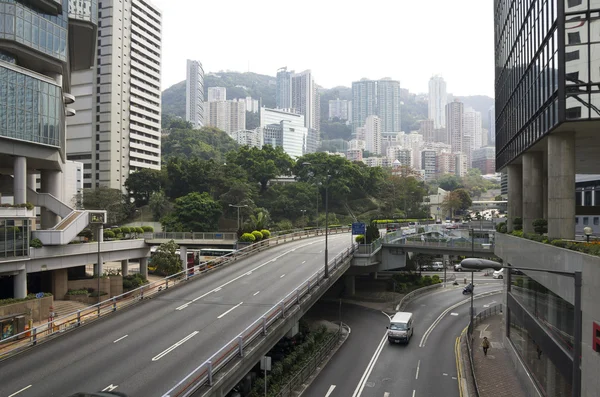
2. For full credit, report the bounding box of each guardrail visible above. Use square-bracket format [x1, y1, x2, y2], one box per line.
[396, 283, 444, 311]
[355, 239, 382, 255]
[161, 245, 357, 397]
[145, 227, 352, 242]
[389, 239, 495, 251]
[0, 228, 350, 360]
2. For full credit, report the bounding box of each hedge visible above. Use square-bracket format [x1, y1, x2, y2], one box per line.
[251, 230, 263, 241]
[0, 293, 52, 307]
[239, 233, 256, 242]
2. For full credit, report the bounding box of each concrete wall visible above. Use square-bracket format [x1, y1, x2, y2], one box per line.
[66, 276, 122, 298]
[0, 296, 53, 322]
[494, 233, 600, 396]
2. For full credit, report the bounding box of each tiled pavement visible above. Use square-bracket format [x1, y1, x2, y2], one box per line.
[470, 313, 528, 397]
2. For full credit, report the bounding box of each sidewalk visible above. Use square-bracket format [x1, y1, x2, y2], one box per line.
[468, 313, 528, 397]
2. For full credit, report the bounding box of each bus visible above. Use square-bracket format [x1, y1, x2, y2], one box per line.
[199, 248, 236, 264]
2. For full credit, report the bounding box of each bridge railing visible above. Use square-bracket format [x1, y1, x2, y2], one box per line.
[393, 240, 495, 251]
[0, 228, 350, 359]
[161, 245, 358, 397]
[146, 232, 238, 241]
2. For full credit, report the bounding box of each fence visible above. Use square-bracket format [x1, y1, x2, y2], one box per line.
[465, 303, 503, 397]
[0, 228, 351, 360]
[274, 327, 343, 397]
[160, 246, 357, 397]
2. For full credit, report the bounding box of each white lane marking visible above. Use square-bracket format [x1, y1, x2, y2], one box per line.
[412, 390, 416, 397]
[381, 311, 392, 320]
[113, 335, 128, 343]
[415, 360, 420, 379]
[351, 331, 388, 397]
[443, 373, 448, 376]
[319, 250, 323, 253]
[302, 261, 306, 264]
[245, 271, 252, 275]
[102, 384, 118, 392]
[191, 289, 218, 303]
[452, 376, 457, 380]
[450, 313, 459, 316]
[175, 303, 190, 311]
[217, 302, 244, 319]
[325, 385, 336, 397]
[384, 393, 390, 397]
[214, 287, 222, 292]
[8, 385, 32, 397]
[483, 300, 497, 308]
[253, 291, 260, 296]
[280, 274, 286, 278]
[152, 331, 199, 361]
[419, 290, 502, 348]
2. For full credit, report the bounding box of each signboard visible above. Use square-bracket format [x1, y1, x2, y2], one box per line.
[89, 212, 106, 224]
[351, 222, 366, 235]
[260, 356, 272, 371]
[35, 292, 44, 299]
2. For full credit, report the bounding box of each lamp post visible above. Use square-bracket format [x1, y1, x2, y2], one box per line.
[229, 204, 248, 231]
[460, 258, 582, 397]
[136, 208, 143, 226]
[300, 209, 307, 227]
[303, 162, 331, 279]
[584, 226, 592, 243]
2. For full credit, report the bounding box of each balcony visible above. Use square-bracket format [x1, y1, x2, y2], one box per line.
[68, 0, 98, 71]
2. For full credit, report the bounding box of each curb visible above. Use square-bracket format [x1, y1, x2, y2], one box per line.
[295, 323, 351, 396]
[456, 325, 470, 397]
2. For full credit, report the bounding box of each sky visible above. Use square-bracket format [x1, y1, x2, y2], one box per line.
[150, 0, 495, 97]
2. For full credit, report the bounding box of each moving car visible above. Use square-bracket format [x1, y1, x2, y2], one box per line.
[387, 312, 414, 344]
[430, 262, 444, 271]
[493, 268, 504, 279]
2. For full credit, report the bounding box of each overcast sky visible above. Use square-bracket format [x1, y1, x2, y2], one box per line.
[150, 0, 494, 97]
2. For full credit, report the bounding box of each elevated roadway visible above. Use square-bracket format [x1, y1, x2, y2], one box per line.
[0, 234, 352, 397]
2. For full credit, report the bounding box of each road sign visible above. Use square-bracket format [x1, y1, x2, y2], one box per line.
[35, 292, 44, 299]
[260, 356, 272, 371]
[351, 222, 366, 235]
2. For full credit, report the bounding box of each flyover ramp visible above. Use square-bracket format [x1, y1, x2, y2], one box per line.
[0, 234, 352, 397]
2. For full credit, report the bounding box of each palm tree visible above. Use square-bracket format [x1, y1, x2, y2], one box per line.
[249, 209, 270, 231]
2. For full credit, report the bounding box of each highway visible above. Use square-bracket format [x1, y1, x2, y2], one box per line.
[0, 234, 353, 397]
[305, 281, 503, 397]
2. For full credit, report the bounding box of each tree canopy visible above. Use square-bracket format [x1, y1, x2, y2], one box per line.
[162, 127, 238, 162]
[124, 168, 164, 206]
[162, 192, 222, 232]
[226, 145, 295, 192]
[82, 187, 133, 226]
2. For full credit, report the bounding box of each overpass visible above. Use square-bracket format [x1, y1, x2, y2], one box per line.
[0, 233, 356, 397]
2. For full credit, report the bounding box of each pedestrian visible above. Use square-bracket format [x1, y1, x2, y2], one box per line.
[482, 336, 490, 356]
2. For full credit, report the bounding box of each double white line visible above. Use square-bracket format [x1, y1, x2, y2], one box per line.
[351, 331, 388, 397]
[152, 331, 199, 361]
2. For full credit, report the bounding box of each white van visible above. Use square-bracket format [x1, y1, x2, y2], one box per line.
[387, 312, 414, 344]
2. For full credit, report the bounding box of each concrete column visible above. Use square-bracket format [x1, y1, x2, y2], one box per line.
[179, 245, 188, 271]
[13, 156, 27, 204]
[507, 164, 523, 231]
[285, 321, 300, 338]
[139, 257, 148, 279]
[344, 274, 355, 296]
[14, 269, 27, 299]
[542, 154, 548, 219]
[40, 169, 62, 229]
[52, 268, 68, 299]
[27, 173, 37, 191]
[522, 152, 544, 234]
[121, 260, 129, 276]
[547, 134, 576, 240]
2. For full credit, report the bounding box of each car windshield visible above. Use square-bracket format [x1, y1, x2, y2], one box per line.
[390, 322, 407, 331]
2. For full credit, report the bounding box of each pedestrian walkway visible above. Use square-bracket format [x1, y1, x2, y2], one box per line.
[470, 313, 528, 397]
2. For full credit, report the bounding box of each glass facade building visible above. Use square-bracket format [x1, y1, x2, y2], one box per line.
[0, 219, 30, 259]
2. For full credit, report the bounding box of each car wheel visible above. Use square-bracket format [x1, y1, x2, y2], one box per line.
[498, 275, 503, 279]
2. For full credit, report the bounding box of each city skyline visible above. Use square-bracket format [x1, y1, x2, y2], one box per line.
[150, 0, 494, 97]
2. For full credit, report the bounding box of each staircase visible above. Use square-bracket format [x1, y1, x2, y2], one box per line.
[52, 300, 90, 318]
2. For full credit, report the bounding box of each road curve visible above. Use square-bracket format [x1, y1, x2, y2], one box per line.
[0, 234, 352, 397]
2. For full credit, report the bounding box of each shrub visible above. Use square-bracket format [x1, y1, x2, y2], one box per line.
[510, 230, 523, 237]
[422, 275, 433, 286]
[78, 228, 93, 239]
[417, 227, 425, 234]
[89, 291, 108, 297]
[251, 230, 263, 241]
[355, 234, 365, 243]
[135, 227, 144, 234]
[513, 217, 523, 231]
[121, 226, 131, 234]
[103, 230, 115, 239]
[30, 238, 43, 248]
[142, 225, 154, 232]
[260, 229, 271, 239]
[432, 275, 440, 283]
[111, 228, 122, 235]
[123, 274, 148, 290]
[532, 219, 548, 235]
[496, 222, 507, 233]
[66, 289, 89, 296]
[239, 233, 256, 243]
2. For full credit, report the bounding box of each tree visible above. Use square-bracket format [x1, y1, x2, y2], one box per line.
[161, 192, 222, 232]
[441, 191, 462, 218]
[226, 145, 295, 192]
[248, 208, 270, 231]
[124, 168, 164, 206]
[82, 187, 133, 226]
[256, 182, 317, 222]
[245, 111, 259, 130]
[162, 127, 238, 162]
[149, 191, 172, 221]
[436, 174, 464, 191]
[152, 240, 182, 276]
[494, 195, 504, 201]
[453, 189, 473, 212]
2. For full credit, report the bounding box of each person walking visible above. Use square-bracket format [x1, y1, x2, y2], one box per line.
[482, 336, 490, 356]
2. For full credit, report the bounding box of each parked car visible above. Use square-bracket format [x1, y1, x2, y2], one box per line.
[430, 262, 444, 271]
[493, 268, 504, 279]
[420, 263, 431, 271]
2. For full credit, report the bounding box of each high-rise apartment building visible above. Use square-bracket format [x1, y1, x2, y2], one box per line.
[421, 150, 437, 181]
[329, 98, 352, 121]
[445, 99, 464, 155]
[228, 129, 263, 148]
[276, 67, 293, 109]
[471, 147, 495, 175]
[186, 59, 204, 129]
[488, 105, 495, 145]
[204, 99, 246, 134]
[364, 115, 382, 155]
[494, 2, 600, 396]
[208, 87, 227, 102]
[243, 97, 260, 113]
[428, 75, 447, 129]
[68, 0, 162, 190]
[420, 119, 435, 142]
[352, 78, 401, 133]
[291, 70, 319, 131]
[464, 108, 483, 150]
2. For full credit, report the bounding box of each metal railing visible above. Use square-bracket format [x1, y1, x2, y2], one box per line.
[145, 226, 351, 242]
[396, 283, 444, 311]
[161, 245, 357, 397]
[391, 239, 495, 251]
[355, 239, 382, 255]
[0, 228, 349, 360]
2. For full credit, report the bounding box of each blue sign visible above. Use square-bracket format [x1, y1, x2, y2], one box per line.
[352, 222, 366, 235]
[35, 292, 44, 299]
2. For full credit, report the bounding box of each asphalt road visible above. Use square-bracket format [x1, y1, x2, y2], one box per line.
[0, 234, 353, 397]
[304, 281, 503, 397]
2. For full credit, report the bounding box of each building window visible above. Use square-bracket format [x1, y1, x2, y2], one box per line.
[594, 217, 599, 225]
[565, 50, 580, 62]
[584, 217, 589, 225]
[567, 0, 583, 7]
[585, 191, 592, 206]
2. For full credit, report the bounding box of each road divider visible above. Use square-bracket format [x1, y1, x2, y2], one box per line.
[351, 331, 388, 397]
[152, 331, 199, 362]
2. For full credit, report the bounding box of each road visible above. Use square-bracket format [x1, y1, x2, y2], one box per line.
[0, 234, 352, 397]
[305, 281, 503, 397]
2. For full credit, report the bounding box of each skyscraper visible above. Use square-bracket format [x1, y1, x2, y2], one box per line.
[352, 79, 378, 133]
[488, 105, 495, 145]
[364, 115, 382, 155]
[420, 119, 435, 142]
[276, 67, 293, 109]
[204, 99, 246, 133]
[68, 0, 162, 190]
[352, 78, 401, 133]
[208, 87, 227, 102]
[464, 108, 483, 150]
[428, 75, 447, 129]
[186, 60, 204, 129]
[445, 100, 464, 155]
[329, 99, 352, 120]
[291, 70, 319, 131]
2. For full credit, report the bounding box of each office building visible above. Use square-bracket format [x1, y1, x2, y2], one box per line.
[329, 98, 352, 121]
[204, 99, 246, 134]
[364, 115, 382, 155]
[68, 0, 162, 190]
[260, 108, 308, 159]
[0, 0, 98, 297]
[421, 150, 437, 181]
[276, 67, 293, 109]
[208, 87, 227, 102]
[446, 100, 464, 155]
[471, 146, 495, 175]
[434, 127, 448, 144]
[488, 105, 495, 145]
[495, 1, 600, 396]
[349, 139, 366, 151]
[420, 119, 435, 142]
[291, 70, 319, 131]
[428, 75, 447, 129]
[186, 59, 204, 128]
[352, 78, 401, 133]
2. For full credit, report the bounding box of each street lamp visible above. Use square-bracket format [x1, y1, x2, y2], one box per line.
[584, 226, 593, 243]
[136, 208, 143, 226]
[303, 162, 330, 279]
[300, 209, 307, 226]
[460, 258, 582, 397]
[229, 204, 248, 231]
